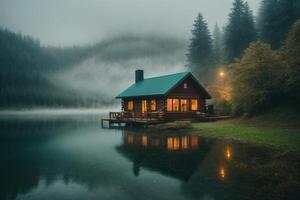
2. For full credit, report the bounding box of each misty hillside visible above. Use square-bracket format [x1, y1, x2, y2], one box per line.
[0, 28, 187, 108]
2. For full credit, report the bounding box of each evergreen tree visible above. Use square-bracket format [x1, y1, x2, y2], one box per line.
[258, 0, 300, 49]
[0, 27, 94, 108]
[187, 13, 213, 79]
[224, 0, 257, 62]
[212, 24, 223, 65]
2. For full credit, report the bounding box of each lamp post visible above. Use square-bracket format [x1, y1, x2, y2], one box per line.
[219, 71, 225, 78]
[219, 70, 225, 87]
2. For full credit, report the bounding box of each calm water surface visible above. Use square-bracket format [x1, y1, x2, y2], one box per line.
[0, 115, 299, 200]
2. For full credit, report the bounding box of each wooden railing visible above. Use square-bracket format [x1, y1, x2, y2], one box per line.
[109, 112, 123, 120]
[109, 111, 161, 121]
[196, 112, 208, 119]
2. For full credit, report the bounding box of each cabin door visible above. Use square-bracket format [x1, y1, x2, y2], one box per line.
[142, 100, 147, 114]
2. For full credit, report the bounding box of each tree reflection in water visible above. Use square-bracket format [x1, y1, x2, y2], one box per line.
[117, 130, 212, 181]
[117, 130, 300, 200]
[0, 119, 299, 200]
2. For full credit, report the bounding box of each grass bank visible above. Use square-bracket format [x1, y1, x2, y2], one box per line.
[151, 106, 300, 152]
[192, 122, 300, 152]
[192, 106, 300, 152]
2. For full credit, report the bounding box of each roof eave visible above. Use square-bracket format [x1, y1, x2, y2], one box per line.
[116, 94, 165, 99]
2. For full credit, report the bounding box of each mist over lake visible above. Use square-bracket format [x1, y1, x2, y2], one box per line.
[0, 32, 186, 108]
[0, 0, 262, 109]
[0, 1, 300, 200]
[50, 34, 187, 104]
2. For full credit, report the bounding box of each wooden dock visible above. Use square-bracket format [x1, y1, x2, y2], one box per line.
[101, 118, 163, 128]
[101, 112, 164, 128]
[101, 112, 232, 128]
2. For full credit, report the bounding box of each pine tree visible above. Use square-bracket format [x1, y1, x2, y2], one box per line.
[258, 0, 300, 49]
[212, 24, 223, 65]
[187, 13, 213, 79]
[224, 0, 257, 62]
[243, 2, 256, 37]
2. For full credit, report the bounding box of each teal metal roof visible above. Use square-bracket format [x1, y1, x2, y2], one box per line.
[116, 72, 189, 98]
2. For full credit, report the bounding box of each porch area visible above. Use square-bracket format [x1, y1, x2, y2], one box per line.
[101, 111, 208, 128]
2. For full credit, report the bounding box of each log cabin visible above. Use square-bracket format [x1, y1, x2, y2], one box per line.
[117, 130, 209, 180]
[112, 70, 211, 122]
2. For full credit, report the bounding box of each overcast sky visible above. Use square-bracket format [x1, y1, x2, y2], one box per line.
[0, 0, 261, 46]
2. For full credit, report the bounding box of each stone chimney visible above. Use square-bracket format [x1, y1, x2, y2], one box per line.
[135, 69, 144, 83]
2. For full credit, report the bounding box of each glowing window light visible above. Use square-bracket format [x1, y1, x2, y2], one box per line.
[142, 135, 147, 147]
[127, 135, 134, 144]
[128, 101, 133, 111]
[173, 137, 180, 150]
[181, 136, 189, 149]
[150, 99, 156, 111]
[181, 99, 188, 112]
[142, 100, 147, 113]
[191, 99, 198, 111]
[191, 135, 199, 149]
[172, 99, 179, 111]
[167, 99, 172, 111]
[167, 137, 174, 150]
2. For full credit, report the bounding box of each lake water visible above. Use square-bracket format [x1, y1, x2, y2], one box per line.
[0, 114, 299, 200]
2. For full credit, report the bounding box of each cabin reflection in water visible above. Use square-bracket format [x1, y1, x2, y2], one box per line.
[117, 131, 212, 181]
[123, 132, 200, 151]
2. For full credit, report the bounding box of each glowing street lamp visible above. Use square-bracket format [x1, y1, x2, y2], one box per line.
[219, 167, 226, 179]
[219, 71, 225, 77]
[225, 147, 232, 160]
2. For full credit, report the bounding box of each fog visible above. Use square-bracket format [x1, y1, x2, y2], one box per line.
[0, 0, 260, 46]
[0, 0, 261, 109]
[50, 34, 187, 103]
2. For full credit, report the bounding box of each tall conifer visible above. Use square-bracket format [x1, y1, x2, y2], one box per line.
[258, 0, 300, 49]
[212, 24, 223, 65]
[187, 13, 213, 79]
[224, 0, 257, 62]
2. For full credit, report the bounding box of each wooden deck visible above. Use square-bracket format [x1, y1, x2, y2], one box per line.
[101, 118, 163, 128]
[101, 112, 164, 128]
[101, 111, 231, 128]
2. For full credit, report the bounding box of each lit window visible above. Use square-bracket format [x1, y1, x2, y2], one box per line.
[151, 99, 156, 111]
[167, 137, 173, 150]
[172, 99, 179, 111]
[184, 82, 187, 89]
[128, 101, 133, 111]
[167, 98, 172, 111]
[191, 99, 198, 111]
[142, 135, 147, 147]
[167, 137, 180, 151]
[191, 135, 198, 149]
[181, 136, 189, 149]
[181, 99, 187, 112]
[173, 137, 180, 150]
[142, 100, 147, 113]
[127, 135, 134, 144]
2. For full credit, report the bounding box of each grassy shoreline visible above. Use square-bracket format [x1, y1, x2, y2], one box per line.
[149, 109, 300, 152]
[191, 122, 300, 152]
